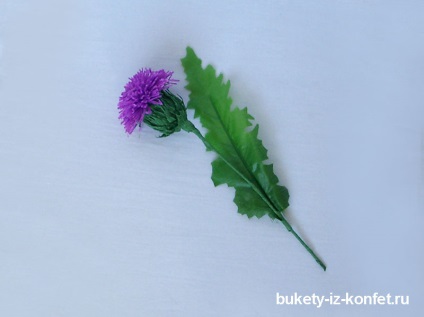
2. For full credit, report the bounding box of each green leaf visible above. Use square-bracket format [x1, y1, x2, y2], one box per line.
[180, 47, 326, 271]
[181, 47, 289, 220]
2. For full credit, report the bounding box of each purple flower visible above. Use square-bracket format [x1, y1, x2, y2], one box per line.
[118, 68, 177, 134]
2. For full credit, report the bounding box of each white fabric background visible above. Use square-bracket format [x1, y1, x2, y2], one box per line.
[1, 1, 423, 316]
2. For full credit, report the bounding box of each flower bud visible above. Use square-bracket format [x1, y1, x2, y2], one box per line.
[143, 90, 189, 137]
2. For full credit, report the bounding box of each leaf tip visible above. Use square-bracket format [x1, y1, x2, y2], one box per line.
[181, 46, 201, 69]
[185, 46, 195, 57]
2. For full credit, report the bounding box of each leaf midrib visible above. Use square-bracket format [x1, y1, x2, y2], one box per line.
[205, 95, 283, 218]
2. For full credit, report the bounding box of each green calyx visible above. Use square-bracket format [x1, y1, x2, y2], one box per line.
[143, 90, 189, 137]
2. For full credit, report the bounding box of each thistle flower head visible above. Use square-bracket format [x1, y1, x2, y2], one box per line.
[118, 68, 177, 134]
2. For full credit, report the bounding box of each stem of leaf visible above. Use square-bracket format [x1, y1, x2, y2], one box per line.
[182, 120, 326, 271]
[279, 216, 326, 271]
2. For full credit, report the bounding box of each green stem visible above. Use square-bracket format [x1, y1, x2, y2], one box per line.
[279, 217, 326, 271]
[182, 120, 326, 271]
